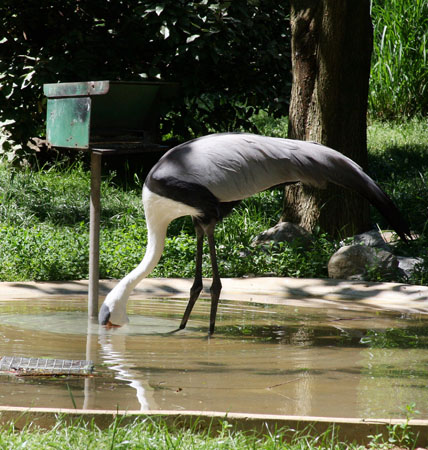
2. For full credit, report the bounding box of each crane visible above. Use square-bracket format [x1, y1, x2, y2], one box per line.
[99, 133, 411, 334]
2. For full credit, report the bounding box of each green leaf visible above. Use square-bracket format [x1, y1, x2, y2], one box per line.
[186, 34, 200, 43]
[160, 24, 170, 39]
[21, 70, 35, 89]
[155, 5, 164, 16]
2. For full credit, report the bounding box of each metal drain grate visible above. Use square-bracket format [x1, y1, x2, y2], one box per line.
[0, 356, 94, 376]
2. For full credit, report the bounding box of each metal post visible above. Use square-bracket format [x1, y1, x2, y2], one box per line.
[83, 318, 96, 409]
[88, 151, 102, 320]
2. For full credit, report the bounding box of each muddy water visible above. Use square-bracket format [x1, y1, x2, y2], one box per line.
[0, 297, 428, 418]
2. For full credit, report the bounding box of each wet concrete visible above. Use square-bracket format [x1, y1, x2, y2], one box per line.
[1, 291, 428, 419]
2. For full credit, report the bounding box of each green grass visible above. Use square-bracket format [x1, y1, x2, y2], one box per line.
[369, 0, 428, 119]
[0, 163, 336, 282]
[0, 118, 427, 284]
[0, 415, 419, 450]
[0, 165, 147, 281]
[365, 118, 428, 286]
[367, 117, 428, 232]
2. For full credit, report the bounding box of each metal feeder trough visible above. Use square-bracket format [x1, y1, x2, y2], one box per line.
[43, 80, 179, 320]
[0, 356, 94, 377]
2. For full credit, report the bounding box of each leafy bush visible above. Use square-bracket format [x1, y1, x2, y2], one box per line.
[2, 0, 427, 166]
[0, 119, 22, 163]
[0, 0, 291, 163]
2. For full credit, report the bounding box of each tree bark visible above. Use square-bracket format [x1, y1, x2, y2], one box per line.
[282, 0, 373, 238]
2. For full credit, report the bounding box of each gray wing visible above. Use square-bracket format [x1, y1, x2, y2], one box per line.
[151, 133, 364, 201]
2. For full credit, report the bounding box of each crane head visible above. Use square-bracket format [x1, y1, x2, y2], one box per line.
[98, 298, 129, 329]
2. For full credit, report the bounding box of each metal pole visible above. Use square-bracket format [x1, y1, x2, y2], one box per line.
[88, 151, 102, 320]
[83, 318, 96, 409]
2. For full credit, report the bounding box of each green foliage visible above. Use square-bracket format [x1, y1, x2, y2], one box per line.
[0, 163, 146, 281]
[0, 223, 89, 281]
[1, 0, 427, 165]
[0, 0, 291, 163]
[369, 0, 428, 118]
[368, 404, 419, 450]
[367, 118, 428, 234]
[365, 118, 428, 284]
[243, 110, 289, 138]
[0, 415, 417, 449]
[0, 118, 427, 283]
[0, 119, 22, 163]
[0, 162, 336, 282]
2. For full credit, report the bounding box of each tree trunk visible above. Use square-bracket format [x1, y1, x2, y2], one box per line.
[282, 0, 373, 238]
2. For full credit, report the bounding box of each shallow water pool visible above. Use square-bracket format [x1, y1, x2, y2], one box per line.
[0, 297, 427, 418]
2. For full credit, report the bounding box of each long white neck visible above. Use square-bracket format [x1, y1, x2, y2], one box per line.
[103, 186, 201, 322]
[107, 215, 169, 307]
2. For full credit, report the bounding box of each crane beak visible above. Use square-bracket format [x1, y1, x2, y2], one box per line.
[105, 321, 121, 329]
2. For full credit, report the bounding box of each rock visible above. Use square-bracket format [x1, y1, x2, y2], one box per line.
[369, 249, 399, 278]
[351, 230, 391, 250]
[397, 256, 423, 279]
[252, 222, 313, 249]
[328, 244, 399, 280]
[328, 245, 374, 280]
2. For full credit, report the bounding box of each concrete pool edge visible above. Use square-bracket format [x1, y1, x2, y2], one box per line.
[1, 277, 428, 314]
[1, 406, 428, 445]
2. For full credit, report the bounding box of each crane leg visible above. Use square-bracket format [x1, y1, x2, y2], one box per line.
[206, 224, 222, 336]
[179, 221, 204, 330]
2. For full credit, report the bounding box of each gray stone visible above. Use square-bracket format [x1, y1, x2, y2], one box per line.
[328, 244, 399, 280]
[252, 222, 313, 249]
[397, 256, 423, 279]
[352, 230, 391, 250]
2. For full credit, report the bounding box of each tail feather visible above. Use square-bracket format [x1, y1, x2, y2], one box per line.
[349, 174, 411, 242]
[321, 152, 412, 242]
[294, 143, 411, 242]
